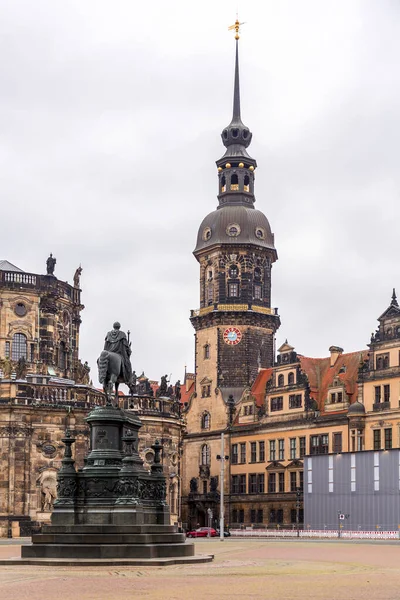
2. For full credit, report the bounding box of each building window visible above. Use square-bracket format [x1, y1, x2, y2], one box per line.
[249, 474, 257, 494]
[268, 472, 276, 493]
[290, 471, 297, 492]
[290, 438, 296, 460]
[278, 439, 285, 461]
[201, 412, 210, 430]
[240, 443, 246, 463]
[254, 284, 262, 300]
[376, 353, 389, 369]
[239, 474, 246, 494]
[384, 428, 392, 450]
[277, 374, 284, 387]
[30, 343, 35, 363]
[231, 475, 239, 494]
[257, 509, 263, 523]
[270, 396, 283, 412]
[373, 429, 381, 451]
[277, 509, 284, 524]
[202, 480, 207, 494]
[288, 372, 295, 385]
[201, 384, 211, 398]
[204, 344, 210, 359]
[250, 442, 257, 462]
[299, 470, 304, 491]
[5, 341, 10, 359]
[289, 394, 302, 409]
[11, 333, 27, 361]
[279, 472, 285, 493]
[232, 444, 238, 464]
[384, 384, 390, 403]
[243, 404, 254, 416]
[259, 441, 265, 462]
[250, 508, 256, 523]
[228, 283, 239, 298]
[269, 509, 276, 523]
[239, 509, 244, 523]
[254, 267, 262, 280]
[299, 437, 306, 459]
[258, 474, 265, 493]
[333, 432, 342, 453]
[310, 434, 329, 455]
[201, 444, 210, 465]
[375, 386, 381, 403]
[229, 264, 238, 278]
[269, 440, 276, 461]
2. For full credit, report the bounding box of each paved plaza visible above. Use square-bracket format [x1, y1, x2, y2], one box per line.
[1, 537, 400, 600]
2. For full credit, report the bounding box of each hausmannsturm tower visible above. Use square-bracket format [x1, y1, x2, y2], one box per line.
[183, 28, 280, 526]
[190, 36, 280, 403]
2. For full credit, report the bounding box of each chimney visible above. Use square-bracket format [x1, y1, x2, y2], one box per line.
[329, 346, 343, 367]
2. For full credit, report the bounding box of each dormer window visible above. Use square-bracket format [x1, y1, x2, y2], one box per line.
[330, 391, 343, 404]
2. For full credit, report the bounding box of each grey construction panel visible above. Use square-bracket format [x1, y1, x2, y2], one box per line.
[304, 450, 400, 531]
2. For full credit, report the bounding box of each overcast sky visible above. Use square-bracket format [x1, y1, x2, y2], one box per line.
[1, 0, 400, 386]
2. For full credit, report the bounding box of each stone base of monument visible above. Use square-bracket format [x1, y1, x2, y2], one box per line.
[13, 405, 213, 566]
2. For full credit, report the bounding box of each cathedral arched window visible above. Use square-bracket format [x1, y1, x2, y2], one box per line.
[288, 372, 295, 385]
[59, 341, 67, 371]
[254, 267, 262, 281]
[201, 444, 210, 465]
[230, 174, 239, 190]
[201, 412, 211, 430]
[11, 333, 27, 361]
[278, 374, 284, 387]
[221, 175, 226, 193]
[204, 344, 210, 359]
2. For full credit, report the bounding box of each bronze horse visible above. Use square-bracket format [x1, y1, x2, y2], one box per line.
[97, 350, 123, 405]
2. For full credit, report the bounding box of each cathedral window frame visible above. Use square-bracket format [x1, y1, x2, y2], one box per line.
[203, 344, 210, 360]
[11, 332, 27, 361]
[201, 444, 211, 466]
[277, 374, 284, 387]
[228, 283, 239, 298]
[288, 372, 295, 385]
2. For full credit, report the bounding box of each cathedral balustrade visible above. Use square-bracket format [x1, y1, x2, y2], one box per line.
[119, 395, 182, 419]
[0, 270, 38, 288]
[0, 381, 105, 409]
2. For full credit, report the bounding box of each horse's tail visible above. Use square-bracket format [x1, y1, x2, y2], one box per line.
[97, 351, 109, 384]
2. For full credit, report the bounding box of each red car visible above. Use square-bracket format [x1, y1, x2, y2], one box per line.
[186, 527, 217, 538]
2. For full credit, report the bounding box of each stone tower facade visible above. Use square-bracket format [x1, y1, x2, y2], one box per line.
[182, 37, 280, 527]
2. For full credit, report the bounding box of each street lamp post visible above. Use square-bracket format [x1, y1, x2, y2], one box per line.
[296, 487, 301, 538]
[216, 432, 229, 542]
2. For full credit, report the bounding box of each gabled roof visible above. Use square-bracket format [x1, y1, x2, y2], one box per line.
[298, 350, 368, 411]
[277, 340, 294, 353]
[0, 260, 24, 272]
[378, 289, 400, 321]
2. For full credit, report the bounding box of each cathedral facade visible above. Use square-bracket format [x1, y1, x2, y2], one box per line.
[0, 259, 184, 536]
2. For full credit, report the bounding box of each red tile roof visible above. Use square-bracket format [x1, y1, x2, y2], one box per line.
[180, 380, 195, 405]
[251, 368, 273, 407]
[298, 350, 368, 412]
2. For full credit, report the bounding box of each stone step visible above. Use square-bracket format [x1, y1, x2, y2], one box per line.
[32, 533, 186, 545]
[41, 524, 177, 535]
[21, 543, 195, 559]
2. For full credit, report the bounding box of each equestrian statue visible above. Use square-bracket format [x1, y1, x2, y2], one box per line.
[97, 322, 133, 404]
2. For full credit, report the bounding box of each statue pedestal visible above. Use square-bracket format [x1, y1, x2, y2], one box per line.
[17, 405, 212, 565]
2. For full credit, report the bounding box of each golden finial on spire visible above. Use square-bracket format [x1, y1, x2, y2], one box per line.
[228, 17, 245, 40]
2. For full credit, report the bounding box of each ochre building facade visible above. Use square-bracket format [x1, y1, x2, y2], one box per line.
[181, 38, 400, 530]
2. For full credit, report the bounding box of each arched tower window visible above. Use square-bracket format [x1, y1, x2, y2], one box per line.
[12, 333, 27, 361]
[288, 372, 295, 385]
[278, 374, 284, 387]
[244, 174, 250, 192]
[201, 412, 211, 430]
[59, 341, 67, 370]
[201, 444, 210, 465]
[221, 175, 226, 193]
[230, 173, 239, 190]
[204, 344, 210, 359]
[229, 264, 239, 278]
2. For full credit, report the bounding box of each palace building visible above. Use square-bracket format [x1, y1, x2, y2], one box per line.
[180, 33, 400, 530]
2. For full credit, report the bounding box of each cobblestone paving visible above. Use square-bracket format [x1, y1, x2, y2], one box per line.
[1, 538, 400, 600]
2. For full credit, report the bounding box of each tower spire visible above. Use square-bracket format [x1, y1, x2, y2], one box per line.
[392, 288, 398, 306]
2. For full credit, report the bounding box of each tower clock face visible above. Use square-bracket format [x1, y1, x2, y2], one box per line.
[223, 327, 242, 346]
